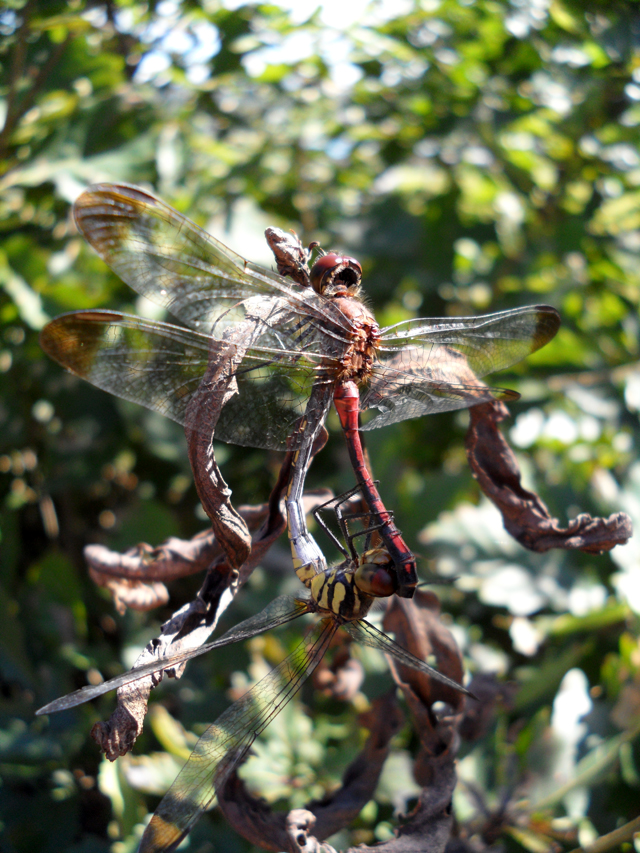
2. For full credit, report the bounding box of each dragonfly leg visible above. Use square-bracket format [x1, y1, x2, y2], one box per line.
[332, 482, 391, 554]
[311, 483, 365, 559]
[311, 483, 398, 561]
[337, 512, 392, 554]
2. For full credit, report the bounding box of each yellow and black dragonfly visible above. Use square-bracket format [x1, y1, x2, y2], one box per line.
[37, 498, 469, 853]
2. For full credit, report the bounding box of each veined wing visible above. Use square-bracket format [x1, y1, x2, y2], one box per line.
[361, 305, 559, 429]
[36, 595, 309, 716]
[39, 311, 337, 450]
[377, 305, 559, 375]
[139, 618, 338, 853]
[74, 184, 354, 346]
[361, 356, 518, 429]
[342, 619, 471, 696]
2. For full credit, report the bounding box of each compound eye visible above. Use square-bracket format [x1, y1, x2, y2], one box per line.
[354, 563, 397, 598]
[310, 253, 362, 294]
[310, 253, 342, 292]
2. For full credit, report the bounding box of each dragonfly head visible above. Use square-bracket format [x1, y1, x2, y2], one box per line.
[354, 548, 398, 598]
[310, 253, 362, 297]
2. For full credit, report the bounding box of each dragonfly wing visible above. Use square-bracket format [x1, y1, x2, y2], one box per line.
[361, 362, 516, 430]
[362, 305, 559, 428]
[139, 618, 337, 853]
[342, 619, 472, 697]
[39, 311, 333, 450]
[73, 184, 354, 343]
[215, 339, 333, 451]
[377, 305, 560, 376]
[36, 595, 310, 715]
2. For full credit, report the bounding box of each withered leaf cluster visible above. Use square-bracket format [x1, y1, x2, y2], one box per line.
[81, 384, 632, 852]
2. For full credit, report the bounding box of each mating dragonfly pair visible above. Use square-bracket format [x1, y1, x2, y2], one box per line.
[38, 491, 467, 852]
[38, 185, 561, 851]
[41, 184, 560, 598]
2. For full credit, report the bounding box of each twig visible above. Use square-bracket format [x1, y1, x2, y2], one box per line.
[0, 5, 72, 158]
[565, 815, 640, 853]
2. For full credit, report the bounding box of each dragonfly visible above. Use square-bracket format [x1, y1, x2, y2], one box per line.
[40, 184, 561, 598]
[36, 492, 471, 853]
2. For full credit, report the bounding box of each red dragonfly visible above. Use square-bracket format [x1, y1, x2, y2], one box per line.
[40, 184, 560, 597]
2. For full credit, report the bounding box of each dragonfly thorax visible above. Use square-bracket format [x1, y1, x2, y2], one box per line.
[296, 544, 396, 622]
[296, 563, 373, 621]
[333, 299, 381, 383]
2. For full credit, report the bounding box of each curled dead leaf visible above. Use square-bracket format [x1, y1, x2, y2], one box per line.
[465, 401, 632, 553]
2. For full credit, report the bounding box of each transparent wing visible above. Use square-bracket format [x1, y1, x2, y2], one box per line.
[39, 311, 336, 450]
[73, 184, 353, 346]
[36, 595, 310, 715]
[377, 305, 560, 373]
[139, 619, 337, 853]
[361, 305, 559, 428]
[361, 354, 518, 430]
[342, 618, 472, 696]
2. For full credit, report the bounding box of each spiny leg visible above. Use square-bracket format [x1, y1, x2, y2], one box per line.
[311, 482, 365, 558]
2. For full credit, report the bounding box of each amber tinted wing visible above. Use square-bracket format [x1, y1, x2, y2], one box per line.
[73, 184, 353, 347]
[39, 311, 335, 450]
[361, 305, 559, 429]
[138, 619, 337, 853]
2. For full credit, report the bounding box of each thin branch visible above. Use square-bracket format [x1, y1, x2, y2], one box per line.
[565, 815, 640, 853]
[0, 0, 33, 155]
[0, 16, 72, 158]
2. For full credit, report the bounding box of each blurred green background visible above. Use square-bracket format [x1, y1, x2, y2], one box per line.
[1, 1, 640, 851]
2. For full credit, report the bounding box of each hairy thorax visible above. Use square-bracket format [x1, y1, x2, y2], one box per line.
[332, 295, 381, 383]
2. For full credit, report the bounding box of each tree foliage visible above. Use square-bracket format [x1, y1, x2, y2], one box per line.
[1, 1, 639, 851]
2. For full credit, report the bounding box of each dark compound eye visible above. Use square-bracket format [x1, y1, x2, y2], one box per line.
[310, 252, 343, 279]
[354, 562, 397, 598]
[310, 253, 362, 294]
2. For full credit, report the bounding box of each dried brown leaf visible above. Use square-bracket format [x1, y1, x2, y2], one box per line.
[87, 571, 169, 615]
[354, 757, 457, 853]
[383, 591, 466, 763]
[185, 336, 252, 568]
[466, 401, 632, 553]
[84, 533, 220, 583]
[92, 439, 331, 758]
[92, 563, 237, 759]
